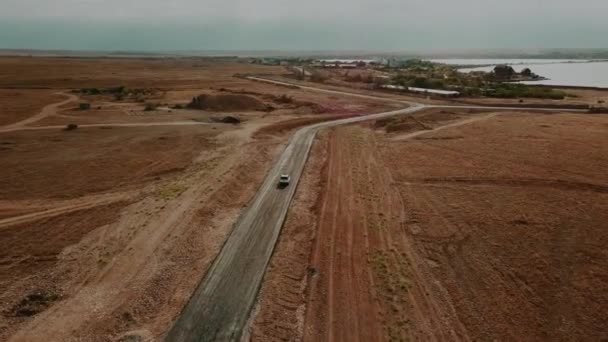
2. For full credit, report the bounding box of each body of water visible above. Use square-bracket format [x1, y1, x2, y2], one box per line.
[432, 59, 608, 88]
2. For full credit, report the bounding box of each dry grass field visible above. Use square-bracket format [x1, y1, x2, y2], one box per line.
[252, 109, 608, 341]
[0, 57, 394, 341]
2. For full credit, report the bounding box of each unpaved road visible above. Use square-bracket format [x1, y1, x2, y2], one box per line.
[167, 77, 589, 341]
[0, 91, 212, 133]
[391, 112, 501, 141]
[0, 92, 77, 132]
[166, 104, 424, 341]
[0, 191, 135, 228]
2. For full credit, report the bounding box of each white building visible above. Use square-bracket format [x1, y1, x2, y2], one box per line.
[381, 85, 460, 97]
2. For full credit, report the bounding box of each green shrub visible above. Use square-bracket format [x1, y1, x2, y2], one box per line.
[485, 84, 566, 99]
[144, 103, 157, 111]
[64, 123, 78, 131]
[310, 71, 328, 83]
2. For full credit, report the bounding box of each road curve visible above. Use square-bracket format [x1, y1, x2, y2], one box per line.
[166, 100, 424, 341]
[166, 76, 588, 342]
[0, 92, 78, 133]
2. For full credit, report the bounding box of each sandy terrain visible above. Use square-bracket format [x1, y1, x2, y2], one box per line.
[4, 56, 605, 341]
[251, 109, 608, 340]
[0, 120, 280, 341]
[0, 57, 398, 341]
[0, 89, 64, 126]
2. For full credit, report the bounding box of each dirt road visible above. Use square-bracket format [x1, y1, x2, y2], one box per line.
[0, 90, 213, 134]
[391, 112, 500, 141]
[0, 92, 77, 132]
[166, 104, 424, 341]
[167, 77, 591, 341]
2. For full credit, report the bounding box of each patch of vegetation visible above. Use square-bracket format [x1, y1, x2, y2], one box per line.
[79, 86, 125, 95]
[369, 248, 412, 340]
[64, 123, 79, 131]
[483, 84, 567, 99]
[188, 94, 266, 111]
[391, 75, 446, 90]
[344, 72, 375, 83]
[78, 86, 159, 102]
[144, 103, 158, 111]
[379, 59, 570, 100]
[274, 94, 294, 104]
[9, 291, 61, 317]
[156, 183, 188, 200]
[310, 71, 328, 83]
[403, 58, 436, 70]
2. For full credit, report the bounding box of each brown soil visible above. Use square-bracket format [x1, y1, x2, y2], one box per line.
[252, 111, 608, 341]
[0, 125, 220, 200]
[0, 57, 284, 89]
[0, 124, 285, 341]
[0, 89, 63, 126]
[0, 56, 398, 341]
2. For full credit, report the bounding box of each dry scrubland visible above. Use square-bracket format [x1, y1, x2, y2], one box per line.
[0, 57, 395, 341]
[1, 56, 607, 341]
[252, 108, 608, 341]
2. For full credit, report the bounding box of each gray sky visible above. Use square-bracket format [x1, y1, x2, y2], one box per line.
[1, 0, 607, 51]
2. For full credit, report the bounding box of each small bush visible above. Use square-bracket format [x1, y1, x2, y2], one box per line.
[310, 71, 328, 83]
[64, 123, 78, 131]
[275, 94, 294, 104]
[485, 84, 566, 99]
[144, 103, 157, 111]
[81, 88, 100, 95]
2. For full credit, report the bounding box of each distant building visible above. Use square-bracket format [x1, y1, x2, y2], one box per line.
[381, 85, 460, 97]
[407, 87, 460, 97]
[383, 84, 404, 90]
[312, 59, 369, 69]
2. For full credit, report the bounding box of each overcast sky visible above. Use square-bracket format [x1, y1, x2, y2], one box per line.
[1, 0, 606, 51]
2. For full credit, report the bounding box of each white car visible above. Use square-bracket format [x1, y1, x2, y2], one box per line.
[278, 174, 291, 187]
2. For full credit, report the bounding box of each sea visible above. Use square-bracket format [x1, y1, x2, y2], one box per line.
[432, 59, 608, 88]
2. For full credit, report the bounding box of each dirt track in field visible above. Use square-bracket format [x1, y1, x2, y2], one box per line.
[0, 58, 403, 342]
[3, 57, 607, 342]
[0, 92, 78, 132]
[252, 110, 608, 341]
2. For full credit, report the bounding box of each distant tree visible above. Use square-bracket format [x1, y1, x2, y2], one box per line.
[521, 68, 533, 77]
[493, 65, 516, 79]
[310, 71, 328, 83]
[412, 77, 430, 88]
